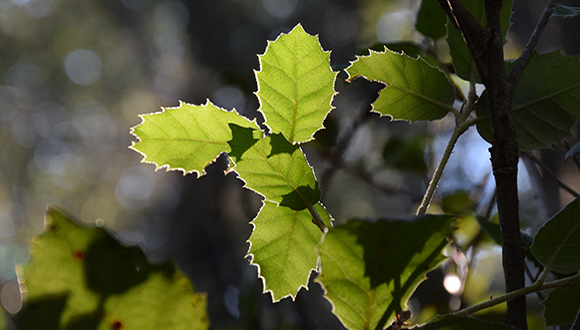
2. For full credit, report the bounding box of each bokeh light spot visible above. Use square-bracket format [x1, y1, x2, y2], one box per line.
[64, 49, 102, 85]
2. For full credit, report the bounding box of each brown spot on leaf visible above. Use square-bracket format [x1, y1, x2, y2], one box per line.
[111, 320, 123, 329]
[72, 251, 84, 261]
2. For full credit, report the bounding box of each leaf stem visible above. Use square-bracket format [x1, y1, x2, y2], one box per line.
[455, 271, 580, 316]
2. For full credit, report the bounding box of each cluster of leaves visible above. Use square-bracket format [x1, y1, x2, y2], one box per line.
[11, 1, 580, 329]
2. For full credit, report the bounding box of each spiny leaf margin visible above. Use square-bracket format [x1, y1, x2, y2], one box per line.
[255, 23, 338, 144]
[346, 47, 456, 122]
[130, 100, 260, 176]
[247, 201, 332, 302]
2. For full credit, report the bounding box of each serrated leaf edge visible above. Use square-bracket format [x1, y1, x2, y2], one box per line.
[254, 23, 338, 145]
[245, 200, 328, 302]
[345, 47, 456, 120]
[129, 99, 260, 177]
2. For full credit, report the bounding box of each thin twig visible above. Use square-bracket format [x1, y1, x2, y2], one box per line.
[571, 307, 580, 330]
[508, 0, 558, 85]
[521, 152, 579, 197]
[455, 271, 580, 316]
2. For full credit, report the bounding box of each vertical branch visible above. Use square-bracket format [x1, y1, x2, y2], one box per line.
[484, 0, 526, 327]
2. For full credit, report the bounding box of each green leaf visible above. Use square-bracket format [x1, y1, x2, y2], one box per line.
[542, 283, 580, 326]
[248, 201, 331, 301]
[476, 51, 580, 152]
[531, 196, 580, 274]
[346, 48, 456, 122]
[317, 215, 454, 330]
[15, 206, 208, 330]
[415, 315, 517, 329]
[552, 4, 580, 19]
[130, 100, 260, 176]
[415, 0, 448, 39]
[256, 24, 338, 144]
[446, 0, 513, 81]
[228, 126, 321, 210]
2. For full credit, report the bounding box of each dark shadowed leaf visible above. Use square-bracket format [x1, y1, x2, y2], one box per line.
[317, 215, 454, 330]
[542, 283, 580, 326]
[476, 51, 580, 152]
[415, 0, 448, 39]
[446, 0, 513, 81]
[15, 206, 208, 330]
[531, 196, 580, 274]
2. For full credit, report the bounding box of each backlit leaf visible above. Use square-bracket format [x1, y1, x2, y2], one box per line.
[228, 126, 321, 210]
[248, 201, 332, 301]
[15, 206, 208, 330]
[256, 24, 338, 144]
[346, 48, 455, 122]
[531, 196, 580, 274]
[317, 215, 454, 330]
[476, 51, 580, 152]
[130, 100, 259, 176]
[542, 283, 580, 326]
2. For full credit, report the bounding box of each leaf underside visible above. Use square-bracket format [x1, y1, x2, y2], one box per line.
[317, 216, 454, 330]
[477, 51, 580, 152]
[256, 24, 337, 144]
[346, 48, 456, 122]
[16, 206, 208, 330]
[531, 195, 580, 274]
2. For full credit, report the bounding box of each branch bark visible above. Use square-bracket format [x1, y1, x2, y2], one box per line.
[435, 0, 527, 327]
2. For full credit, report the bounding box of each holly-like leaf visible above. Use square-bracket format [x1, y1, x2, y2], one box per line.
[414, 315, 517, 329]
[130, 100, 260, 176]
[346, 48, 456, 122]
[542, 283, 580, 326]
[317, 215, 454, 330]
[228, 126, 321, 211]
[415, 0, 448, 39]
[447, 0, 513, 81]
[476, 51, 580, 152]
[531, 196, 580, 274]
[256, 24, 338, 144]
[248, 201, 332, 301]
[552, 4, 580, 19]
[15, 206, 208, 330]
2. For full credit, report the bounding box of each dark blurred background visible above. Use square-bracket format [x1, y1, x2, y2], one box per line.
[0, 0, 579, 329]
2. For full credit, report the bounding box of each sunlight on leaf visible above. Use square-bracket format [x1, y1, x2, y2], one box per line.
[531, 196, 580, 274]
[317, 216, 454, 330]
[229, 129, 321, 209]
[542, 283, 580, 326]
[130, 100, 259, 176]
[256, 24, 338, 144]
[248, 201, 332, 302]
[15, 206, 208, 330]
[346, 48, 455, 122]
